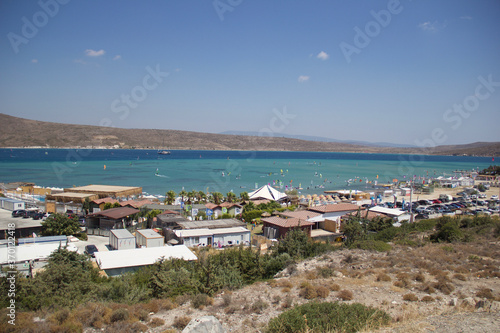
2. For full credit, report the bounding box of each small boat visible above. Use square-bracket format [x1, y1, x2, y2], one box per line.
[158, 150, 171, 155]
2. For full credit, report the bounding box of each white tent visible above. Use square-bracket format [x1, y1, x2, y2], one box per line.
[248, 185, 287, 201]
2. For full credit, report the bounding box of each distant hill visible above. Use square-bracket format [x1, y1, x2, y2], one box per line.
[0, 113, 499, 156]
[220, 131, 416, 148]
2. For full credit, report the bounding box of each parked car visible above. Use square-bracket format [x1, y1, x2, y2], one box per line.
[32, 212, 44, 220]
[12, 210, 27, 217]
[491, 195, 499, 200]
[415, 213, 429, 220]
[84, 245, 98, 257]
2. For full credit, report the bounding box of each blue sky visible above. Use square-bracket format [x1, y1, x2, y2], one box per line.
[1, 0, 499, 146]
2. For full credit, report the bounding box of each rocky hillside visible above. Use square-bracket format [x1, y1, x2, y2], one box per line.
[1, 113, 499, 156]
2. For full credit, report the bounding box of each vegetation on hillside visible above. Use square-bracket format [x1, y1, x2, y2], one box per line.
[1, 213, 499, 332]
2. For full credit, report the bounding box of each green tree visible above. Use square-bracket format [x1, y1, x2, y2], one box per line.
[211, 192, 223, 205]
[82, 197, 91, 215]
[179, 189, 188, 203]
[226, 192, 237, 203]
[341, 214, 367, 245]
[239, 191, 249, 202]
[165, 190, 176, 205]
[197, 190, 207, 203]
[41, 213, 80, 236]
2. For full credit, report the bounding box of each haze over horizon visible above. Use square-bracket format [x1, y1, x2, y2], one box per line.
[1, 1, 499, 147]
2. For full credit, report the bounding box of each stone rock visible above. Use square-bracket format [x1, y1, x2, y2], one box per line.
[449, 298, 458, 306]
[182, 316, 226, 333]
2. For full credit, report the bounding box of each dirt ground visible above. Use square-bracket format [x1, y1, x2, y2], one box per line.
[142, 236, 500, 333]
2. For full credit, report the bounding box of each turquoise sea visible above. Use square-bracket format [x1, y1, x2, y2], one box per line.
[0, 149, 495, 197]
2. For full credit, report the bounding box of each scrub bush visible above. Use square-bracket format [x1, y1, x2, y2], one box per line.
[266, 302, 390, 333]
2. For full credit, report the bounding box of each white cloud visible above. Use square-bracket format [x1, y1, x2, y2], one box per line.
[113, 55, 121, 61]
[85, 49, 106, 57]
[316, 51, 329, 61]
[31, 59, 38, 63]
[298, 75, 310, 83]
[418, 21, 446, 32]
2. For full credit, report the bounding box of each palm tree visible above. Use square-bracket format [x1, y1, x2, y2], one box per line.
[211, 192, 223, 205]
[187, 190, 197, 204]
[239, 191, 249, 202]
[197, 190, 207, 203]
[165, 190, 176, 205]
[179, 189, 188, 203]
[226, 192, 237, 203]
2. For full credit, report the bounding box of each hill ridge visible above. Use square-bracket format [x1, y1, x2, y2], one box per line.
[0, 113, 499, 156]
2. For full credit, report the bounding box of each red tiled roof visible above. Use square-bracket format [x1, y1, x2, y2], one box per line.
[205, 203, 219, 210]
[262, 217, 314, 228]
[92, 197, 119, 205]
[344, 210, 385, 220]
[279, 211, 320, 220]
[220, 202, 242, 208]
[120, 200, 153, 208]
[308, 203, 359, 214]
[89, 207, 140, 219]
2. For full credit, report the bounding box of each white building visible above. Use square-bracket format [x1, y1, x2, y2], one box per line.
[135, 229, 164, 248]
[94, 245, 197, 276]
[175, 226, 251, 248]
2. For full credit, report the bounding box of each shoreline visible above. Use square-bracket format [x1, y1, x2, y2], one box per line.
[0, 146, 496, 158]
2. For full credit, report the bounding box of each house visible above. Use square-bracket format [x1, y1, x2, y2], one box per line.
[0, 242, 77, 277]
[120, 199, 153, 209]
[135, 229, 164, 248]
[261, 216, 314, 239]
[154, 213, 190, 229]
[204, 202, 243, 219]
[94, 245, 197, 276]
[306, 203, 360, 232]
[174, 226, 251, 248]
[109, 229, 136, 250]
[205, 203, 222, 219]
[219, 202, 243, 217]
[86, 207, 140, 236]
[368, 206, 411, 224]
[90, 197, 119, 213]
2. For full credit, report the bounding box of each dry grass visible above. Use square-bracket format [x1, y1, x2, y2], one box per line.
[403, 293, 419, 302]
[173, 316, 192, 330]
[337, 289, 353, 301]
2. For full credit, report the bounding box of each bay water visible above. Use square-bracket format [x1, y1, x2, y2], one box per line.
[0, 149, 494, 197]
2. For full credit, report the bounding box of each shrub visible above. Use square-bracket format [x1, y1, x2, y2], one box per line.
[431, 221, 463, 243]
[316, 286, 330, 298]
[402, 293, 418, 302]
[316, 265, 335, 278]
[376, 273, 391, 282]
[414, 272, 426, 282]
[173, 316, 191, 330]
[350, 240, 392, 252]
[110, 308, 129, 323]
[149, 317, 165, 327]
[250, 298, 269, 314]
[329, 282, 341, 291]
[421, 295, 434, 302]
[281, 295, 294, 309]
[222, 291, 233, 307]
[337, 289, 353, 301]
[453, 273, 467, 281]
[266, 302, 391, 333]
[191, 293, 213, 309]
[299, 284, 318, 300]
[433, 278, 455, 295]
[476, 288, 494, 300]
